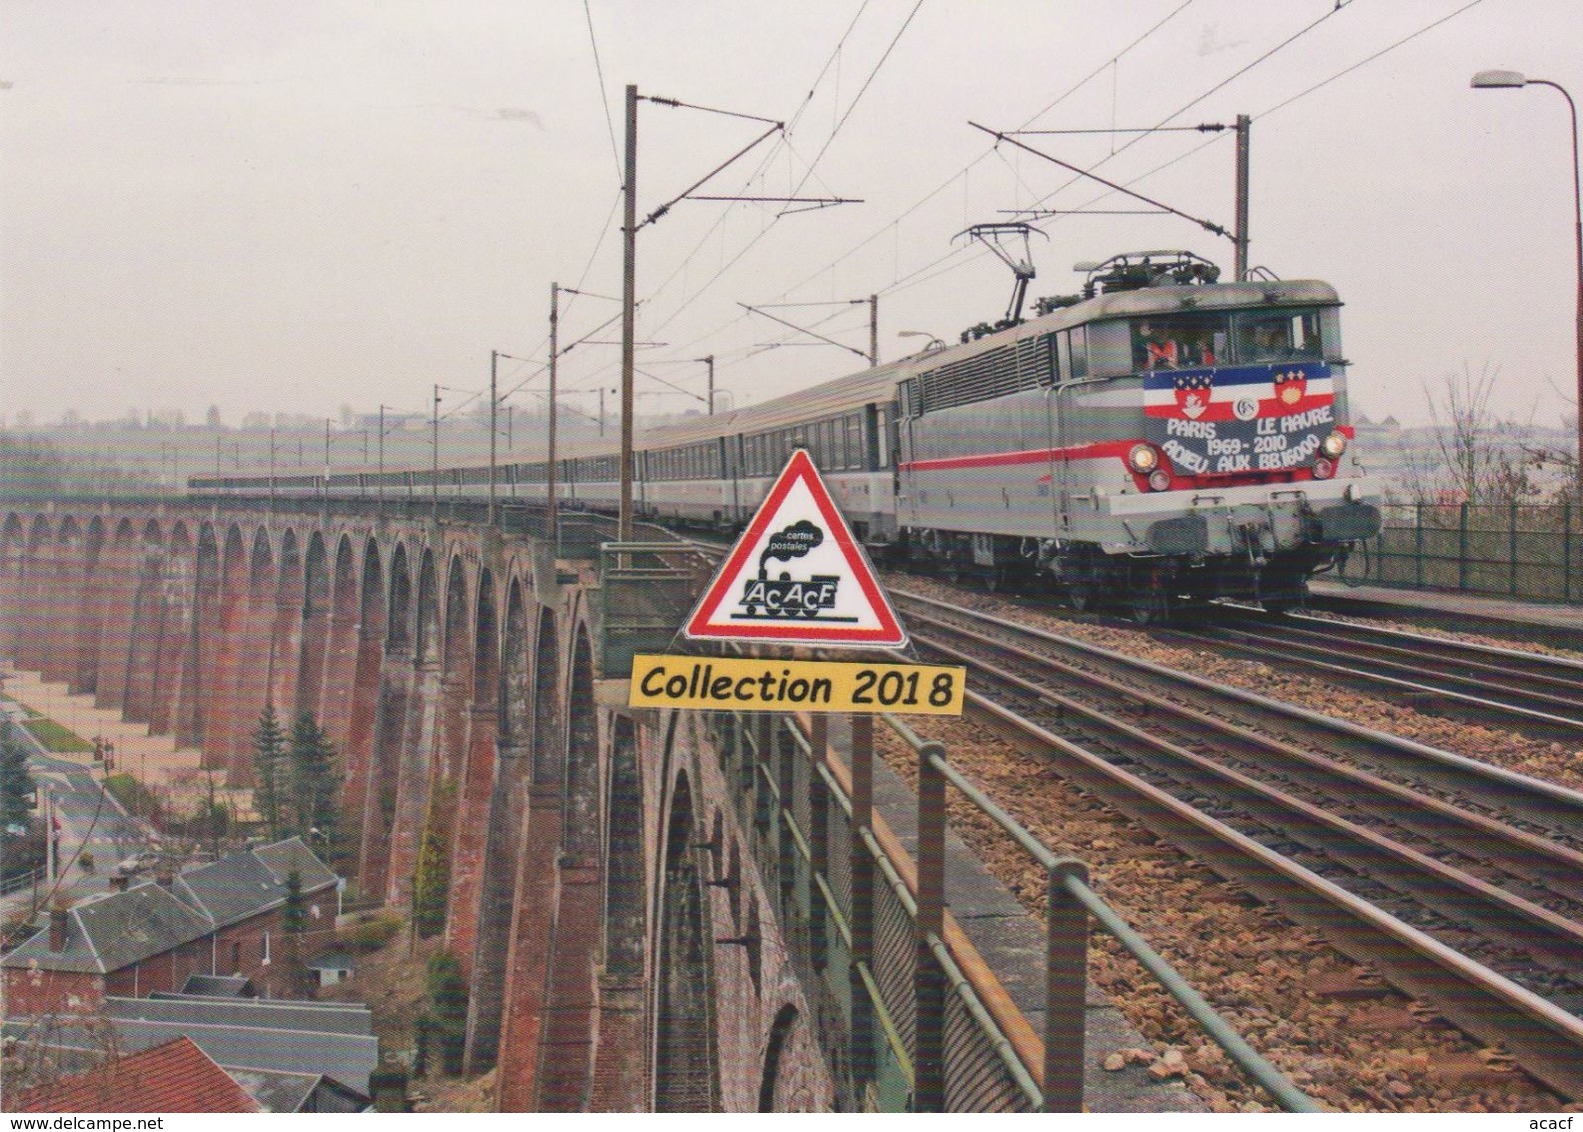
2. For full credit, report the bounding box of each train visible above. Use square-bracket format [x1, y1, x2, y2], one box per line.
[189, 250, 1382, 619]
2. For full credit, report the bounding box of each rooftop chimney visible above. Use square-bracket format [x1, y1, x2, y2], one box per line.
[109, 873, 131, 892]
[48, 903, 70, 952]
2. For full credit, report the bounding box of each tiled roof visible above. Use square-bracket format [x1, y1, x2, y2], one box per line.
[4, 1015, 381, 1096]
[2, 839, 337, 976]
[1, 886, 211, 974]
[6, 1036, 261, 1113]
[175, 973, 255, 997]
[254, 836, 338, 891]
[106, 994, 374, 1037]
[176, 837, 336, 929]
[173, 852, 285, 927]
[223, 1067, 370, 1113]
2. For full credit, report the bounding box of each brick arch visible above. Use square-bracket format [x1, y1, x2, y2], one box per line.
[316, 532, 362, 766]
[343, 536, 386, 892]
[14, 513, 53, 671]
[363, 539, 415, 903]
[294, 529, 332, 721]
[495, 599, 565, 1110]
[68, 516, 107, 695]
[91, 517, 140, 713]
[414, 547, 439, 666]
[226, 526, 277, 785]
[655, 767, 721, 1111]
[535, 624, 602, 1111]
[41, 515, 83, 683]
[386, 542, 413, 653]
[200, 525, 249, 776]
[604, 715, 645, 982]
[147, 521, 193, 737]
[442, 564, 499, 982]
[588, 711, 649, 1110]
[433, 552, 473, 784]
[179, 523, 222, 750]
[0, 513, 27, 663]
[388, 543, 444, 911]
[121, 519, 167, 725]
[465, 571, 532, 1074]
[266, 528, 304, 722]
[757, 1004, 801, 1111]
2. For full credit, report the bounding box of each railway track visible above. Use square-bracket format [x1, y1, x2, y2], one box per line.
[1166, 608, 1583, 744]
[890, 587, 1583, 1101]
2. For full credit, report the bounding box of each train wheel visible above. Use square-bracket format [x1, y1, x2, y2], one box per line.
[1066, 585, 1092, 613]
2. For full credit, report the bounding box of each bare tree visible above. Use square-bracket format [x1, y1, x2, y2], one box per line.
[1409, 362, 1541, 505]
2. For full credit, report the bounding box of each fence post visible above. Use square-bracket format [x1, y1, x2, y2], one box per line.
[1044, 857, 1090, 1113]
[1459, 502, 1470, 592]
[914, 740, 949, 1111]
[1415, 503, 1425, 589]
[808, 714, 829, 971]
[848, 713, 875, 1093]
[1510, 501, 1519, 597]
[1567, 503, 1575, 604]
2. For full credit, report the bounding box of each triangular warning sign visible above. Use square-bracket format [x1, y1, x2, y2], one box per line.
[683, 449, 907, 647]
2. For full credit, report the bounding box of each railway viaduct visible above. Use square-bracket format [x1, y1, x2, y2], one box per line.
[0, 494, 1081, 1112]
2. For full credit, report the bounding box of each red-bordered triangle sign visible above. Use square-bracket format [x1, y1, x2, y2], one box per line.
[683, 449, 907, 647]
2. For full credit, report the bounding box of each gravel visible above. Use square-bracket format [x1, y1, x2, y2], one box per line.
[878, 573, 1582, 1113]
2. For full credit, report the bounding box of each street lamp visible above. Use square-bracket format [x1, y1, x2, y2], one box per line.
[898, 330, 947, 353]
[1472, 69, 1583, 496]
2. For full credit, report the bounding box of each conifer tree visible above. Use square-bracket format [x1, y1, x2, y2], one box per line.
[250, 706, 287, 841]
[288, 710, 340, 851]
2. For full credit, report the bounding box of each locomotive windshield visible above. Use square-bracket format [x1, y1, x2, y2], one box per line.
[1124, 308, 1336, 373]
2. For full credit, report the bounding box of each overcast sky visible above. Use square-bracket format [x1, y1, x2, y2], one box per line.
[3, 0, 1581, 438]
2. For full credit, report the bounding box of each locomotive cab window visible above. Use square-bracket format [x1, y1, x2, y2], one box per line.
[1131, 313, 1229, 372]
[1085, 320, 1133, 377]
[1233, 309, 1330, 364]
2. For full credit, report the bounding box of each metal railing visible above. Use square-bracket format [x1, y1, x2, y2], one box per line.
[708, 703, 1318, 1112]
[883, 713, 1320, 1112]
[0, 866, 44, 899]
[1351, 501, 1579, 604]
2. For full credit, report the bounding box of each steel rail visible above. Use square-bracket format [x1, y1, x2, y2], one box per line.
[1277, 609, 1583, 678]
[913, 618, 1583, 967]
[893, 588, 1583, 840]
[1181, 622, 1583, 736]
[902, 605, 1583, 897]
[963, 688, 1583, 1101]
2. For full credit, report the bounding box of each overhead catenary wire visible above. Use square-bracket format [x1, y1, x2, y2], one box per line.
[583, 0, 624, 182]
[559, 0, 1481, 418]
[639, 0, 1201, 366]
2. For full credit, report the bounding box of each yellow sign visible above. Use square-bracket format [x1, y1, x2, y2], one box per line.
[628, 654, 965, 715]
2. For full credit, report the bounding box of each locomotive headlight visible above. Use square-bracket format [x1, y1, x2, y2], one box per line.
[1320, 431, 1348, 459]
[1148, 469, 1172, 492]
[1127, 444, 1160, 474]
[1313, 457, 1336, 480]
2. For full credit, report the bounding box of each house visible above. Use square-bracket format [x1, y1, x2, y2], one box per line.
[306, 948, 354, 987]
[1, 837, 337, 1014]
[3, 994, 378, 1104]
[5, 1036, 261, 1113]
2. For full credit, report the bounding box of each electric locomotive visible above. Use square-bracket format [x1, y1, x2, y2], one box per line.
[893, 250, 1381, 617]
[189, 250, 1381, 619]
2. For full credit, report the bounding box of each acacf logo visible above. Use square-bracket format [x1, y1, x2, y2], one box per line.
[683, 449, 907, 647]
[735, 520, 852, 622]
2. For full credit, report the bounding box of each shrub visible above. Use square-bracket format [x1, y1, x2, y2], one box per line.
[343, 914, 403, 953]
